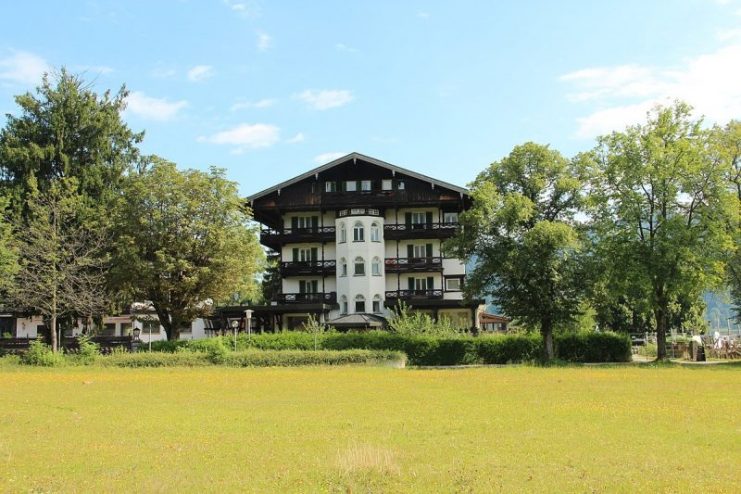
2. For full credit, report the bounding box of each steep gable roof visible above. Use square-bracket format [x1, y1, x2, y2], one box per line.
[247, 152, 468, 202]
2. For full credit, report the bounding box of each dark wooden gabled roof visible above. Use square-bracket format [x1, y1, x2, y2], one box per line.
[247, 152, 469, 202]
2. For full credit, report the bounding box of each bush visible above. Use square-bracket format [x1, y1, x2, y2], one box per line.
[22, 340, 65, 367]
[76, 335, 101, 364]
[476, 334, 542, 364]
[223, 349, 405, 367]
[555, 332, 632, 363]
[99, 351, 211, 367]
[148, 340, 189, 352]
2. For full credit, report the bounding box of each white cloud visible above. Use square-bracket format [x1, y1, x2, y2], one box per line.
[560, 43, 741, 138]
[417, 11, 431, 19]
[0, 50, 49, 85]
[187, 65, 214, 82]
[286, 132, 305, 144]
[314, 152, 347, 164]
[199, 123, 280, 152]
[151, 66, 177, 79]
[296, 89, 354, 110]
[224, 0, 259, 17]
[230, 98, 275, 111]
[335, 43, 358, 53]
[125, 92, 188, 121]
[716, 28, 741, 41]
[257, 32, 272, 51]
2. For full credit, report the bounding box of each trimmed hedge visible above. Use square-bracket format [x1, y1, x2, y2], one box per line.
[144, 330, 631, 365]
[97, 349, 405, 368]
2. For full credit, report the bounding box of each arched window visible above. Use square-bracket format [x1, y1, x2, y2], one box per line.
[338, 222, 346, 243]
[353, 221, 364, 242]
[340, 295, 348, 314]
[354, 257, 365, 276]
[372, 294, 382, 313]
[371, 257, 382, 276]
[340, 257, 347, 277]
[370, 222, 380, 242]
[354, 295, 366, 313]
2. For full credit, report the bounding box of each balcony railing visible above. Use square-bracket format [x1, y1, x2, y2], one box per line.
[383, 222, 459, 240]
[260, 226, 335, 246]
[276, 292, 337, 304]
[385, 289, 444, 301]
[384, 257, 443, 273]
[280, 260, 336, 276]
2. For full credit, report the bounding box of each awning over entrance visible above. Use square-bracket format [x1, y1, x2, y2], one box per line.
[328, 313, 387, 330]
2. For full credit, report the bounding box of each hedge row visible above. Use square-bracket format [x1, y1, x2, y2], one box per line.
[155, 331, 630, 365]
[97, 349, 406, 368]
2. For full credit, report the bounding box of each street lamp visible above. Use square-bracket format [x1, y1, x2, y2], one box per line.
[231, 319, 239, 351]
[244, 310, 254, 341]
[132, 327, 141, 341]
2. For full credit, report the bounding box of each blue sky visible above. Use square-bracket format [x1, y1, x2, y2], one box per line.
[1, 0, 740, 195]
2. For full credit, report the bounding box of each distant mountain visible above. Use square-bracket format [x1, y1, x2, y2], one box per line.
[704, 291, 739, 332]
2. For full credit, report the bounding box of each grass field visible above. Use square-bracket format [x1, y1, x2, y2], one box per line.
[0, 365, 739, 493]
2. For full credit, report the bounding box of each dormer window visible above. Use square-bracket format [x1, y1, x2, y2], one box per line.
[345, 181, 357, 192]
[361, 180, 372, 191]
[382, 179, 392, 191]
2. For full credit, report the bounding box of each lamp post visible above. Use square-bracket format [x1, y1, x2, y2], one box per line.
[231, 319, 239, 351]
[244, 310, 254, 341]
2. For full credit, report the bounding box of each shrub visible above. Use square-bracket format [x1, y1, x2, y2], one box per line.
[76, 335, 101, 364]
[387, 302, 465, 337]
[476, 334, 542, 364]
[99, 351, 210, 367]
[22, 340, 65, 367]
[555, 331, 632, 363]
[148, 340, 189, 352]
[223, 349, 405, 367]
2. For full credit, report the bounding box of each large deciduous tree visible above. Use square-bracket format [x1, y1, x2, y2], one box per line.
[588, 103, 736, 359]
[447, 143, 587, 360]
[112, 160, 264, 340]
[12, 178, 109, 351]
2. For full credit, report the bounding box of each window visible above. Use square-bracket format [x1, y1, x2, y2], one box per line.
[340, 296, 348, 315]
[372, 295, 382, 313]
[346, 181, 357, 192]
[355, 295, 366, 313]
[370, 222, 380, 242]
[339, 223, 346, 243]
[293, 247, 317, 262]
[354, 257, 365, 276]
[353, 221, 364, 242]
[444, 212, 458, 224]
[292, 216, 318, 230]
[120, 323, 132, 336]
[382, 179, 393, 191]
[299, 280, 319, 293]
[372, 257, 382, 276]
[408, 277, 434, 291]
[340, 257, 347, 277]
[142, 320, 160, 334]
[411, 212, 426, 225]
[325, 181, 336, 192]
[102, 323, 116, 336]
[361, 180, 372, 191]
[397, 180, 405, 190]
[445, 277, 462, 291]
[408, 243, 433, 259]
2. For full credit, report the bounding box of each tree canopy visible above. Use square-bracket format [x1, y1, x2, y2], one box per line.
[111, 160, 265, 340]
[447, 142, 588, 360]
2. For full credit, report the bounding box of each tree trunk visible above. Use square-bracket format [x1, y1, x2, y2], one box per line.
[50, 312, 58, 353]
[541, 318, 555, 361]
[654, 304, 669, 360]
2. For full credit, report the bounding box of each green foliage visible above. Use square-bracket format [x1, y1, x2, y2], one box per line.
[587, 102, 737, 358]
[387, 302, 465, 337]
[555, 332, 632, 363]
[446, 142, 588, 360]
[76, 335, 101, 364]
[21, 340, 65, 367]
[110, 160, 265, 340]
[476, 334, 543, 364]
[99, 351, 210, 367]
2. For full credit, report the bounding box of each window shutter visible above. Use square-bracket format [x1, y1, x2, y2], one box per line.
[311, 247, 318, 261]
[299, 280, 306, 293]
[407, 245, 414, 258]
[408, 278, 415, 291]
[427, 277, 434, 289]
[292, 248, 299, 262]
[426, 244, 433, 257]
[426, 212, 433, 225]
[312, 216, 319, 229]
[405, 212, 412, 226]
[311, 280, 318, 293]
[291, 217, 298, 229]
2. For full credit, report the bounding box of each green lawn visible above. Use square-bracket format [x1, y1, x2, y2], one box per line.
[0, 365, 739, 493]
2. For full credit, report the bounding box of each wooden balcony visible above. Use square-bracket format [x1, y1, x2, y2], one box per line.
[384, 257, 443, 273]
[384, 289, 444, 302]
[383, 222, 459, 240]
[276, 292, 337, 304]
[260, 226, 335, 248]
[280, 260, 336, 276]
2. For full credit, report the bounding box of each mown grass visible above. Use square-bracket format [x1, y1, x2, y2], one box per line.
[0, 366, 739, 493]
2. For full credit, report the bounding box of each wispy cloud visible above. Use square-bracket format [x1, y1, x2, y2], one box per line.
[286, 132, 305, 144]
[560, 43, 741, 138]
[198, 123, 280, 153]
[335, 43, 358, 53]
[0, 50, 49, 85]
[417, 11, 431, 19]
[314, 152, 347, 164]
[296, 89, 354, 110]
[187, 65, 214, 82]
[224, 0, 259, 17]
[231, 98, 275, 111]
[125, 92, 188, 121]
[151, 65, 177, 79]
[257, 32, 272, 51]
